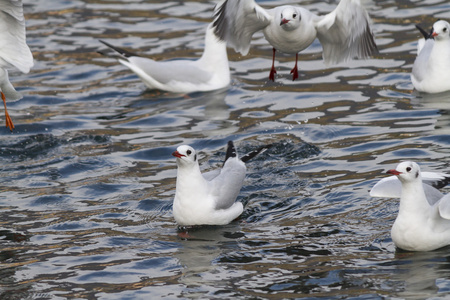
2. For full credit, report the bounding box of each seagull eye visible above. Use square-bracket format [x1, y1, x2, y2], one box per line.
[186, 150, 192, 155]
[293, 14, 297, 18]
[444, 28, 448, 32]
[406, 167, 411, 172]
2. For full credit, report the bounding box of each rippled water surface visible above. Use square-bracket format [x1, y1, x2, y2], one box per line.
[1, 0, 450, 299]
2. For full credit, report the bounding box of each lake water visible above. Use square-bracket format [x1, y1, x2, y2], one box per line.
[1, 0, 450, 299]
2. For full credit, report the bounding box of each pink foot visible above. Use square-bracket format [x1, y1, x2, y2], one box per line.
[290, 53, 299, 81]
[269, 48, 277, 81]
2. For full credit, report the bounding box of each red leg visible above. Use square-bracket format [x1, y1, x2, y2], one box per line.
[269, 48, 277, 81]
[290, 53, 299, 81]
[2, 92, 14, 131]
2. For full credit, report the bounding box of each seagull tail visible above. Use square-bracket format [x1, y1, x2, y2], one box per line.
[98, 40, 141, 58]
[240, 144, 272, 164]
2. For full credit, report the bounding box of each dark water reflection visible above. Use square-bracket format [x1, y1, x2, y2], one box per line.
[0, 0, 450, 299]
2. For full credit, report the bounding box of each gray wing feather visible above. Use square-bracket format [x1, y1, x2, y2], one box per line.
[125, 57, 212, 85]
[209, 158, 246, 210]
[316, 0, 377, 65]
[0, 0, 33, 72]
[213, 0, 272, 55]
[438, 194, 450, 220]
[370, 173, 447, 206]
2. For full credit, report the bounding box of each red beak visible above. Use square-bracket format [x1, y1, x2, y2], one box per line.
[280, 18, 289, 25]
[386, 169, 401, 175]
[172, 151, 185, 158]
[432, 31, 438, 37]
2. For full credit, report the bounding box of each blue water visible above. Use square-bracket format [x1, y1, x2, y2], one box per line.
[1, 0, 450, 299]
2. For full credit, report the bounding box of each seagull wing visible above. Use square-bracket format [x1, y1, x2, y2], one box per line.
[438, 194, 450, 220]
[209, 158, 246, 210]
[370, 173, 446, 206]
[412, 39, 433, 82]
[315, 0, 377, 65]
[0, 0, 33, 73]
[213, 0, 272, 55]
[421, 171, 450, 189]
[124, 57, 212, 85]
[370, 175, 403, 198]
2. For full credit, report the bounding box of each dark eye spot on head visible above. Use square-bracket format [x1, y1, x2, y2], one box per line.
[187, 150, 192, 155]
[415, 171, 419, 178]
[406, 167, 411, 172]
[194, 154, 197, 161]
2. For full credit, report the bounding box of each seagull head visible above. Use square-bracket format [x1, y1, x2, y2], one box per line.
[431, 20, 450, 41]
[172, 145, 198, 167]
[279, 7, 300, 30]
[387, 161, 421, 183]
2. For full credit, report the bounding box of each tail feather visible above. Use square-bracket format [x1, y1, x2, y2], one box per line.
[241, 144, 272, 163]
[98, 40, 141, 58]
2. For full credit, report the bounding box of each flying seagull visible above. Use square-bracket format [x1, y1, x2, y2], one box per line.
[213, 0, 378, 81]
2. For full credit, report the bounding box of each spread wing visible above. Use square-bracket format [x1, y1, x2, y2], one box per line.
[0, 0, 33, 72]
[213, 0, 272, 55]
[370, 171, 450, 206]
[315, 0, 377, 65]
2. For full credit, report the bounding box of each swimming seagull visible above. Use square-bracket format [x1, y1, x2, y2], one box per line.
[172, 141, 271, 226]
[411, 20, 450, 94]
[0, 0, 34, 131]
[213, 0, 378, 81]
[371, 161, 450, 251]
[99, 23, 230, 94]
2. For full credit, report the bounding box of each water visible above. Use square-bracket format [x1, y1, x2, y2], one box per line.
[1, 0, 450, 299]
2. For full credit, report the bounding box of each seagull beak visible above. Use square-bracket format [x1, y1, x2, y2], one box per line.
[386, 169, 402, 175]
[280, 18, 289, 26]
[432, 31, 438, 37]
[172, 151, 185, 158]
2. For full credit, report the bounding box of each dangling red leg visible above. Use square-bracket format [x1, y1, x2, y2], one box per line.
[2, 92, 14, 131]
[269, 48, 277, 81]
[290, 53, 299, 81]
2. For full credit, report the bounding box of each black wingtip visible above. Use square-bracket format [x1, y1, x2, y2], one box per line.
[241, 144, 273, 164]
[415, 24, 433, 40]
[431, 175, 450, 189]
[415, 24, 429, 39]
[223, 140, 237, 166]
[212, 0, 228, 42]
[99, 40, 140, 58]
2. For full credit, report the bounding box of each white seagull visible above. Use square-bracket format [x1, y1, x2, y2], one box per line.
[99, 23, 230, 94]
[213, 0, 378, 81]
[0, 0, 34, 131]
[371, 161, 450, 251]
[411, 20, 450, 94]
[172, 141, 271, 226]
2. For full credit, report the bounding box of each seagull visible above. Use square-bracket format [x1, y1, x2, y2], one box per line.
[99, 23, 230, 94]
[213, 0, 378, 81]
[371, 161, 450, 251]
[172, 141, 271, 226]
[0, 0, 34, 131]
[411, 20, 450, 94]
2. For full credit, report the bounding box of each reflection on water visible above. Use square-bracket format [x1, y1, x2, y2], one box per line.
[0, 0, 450, 299]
